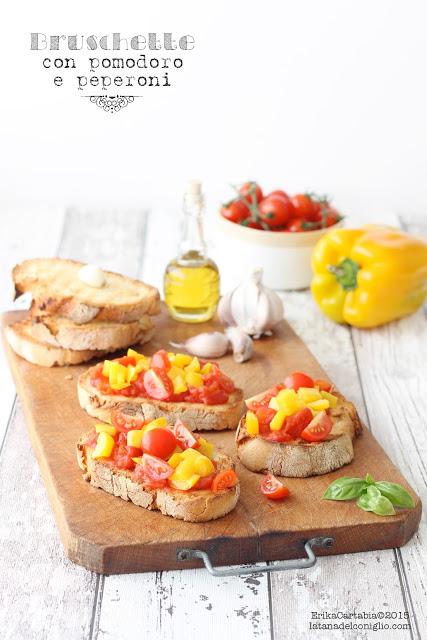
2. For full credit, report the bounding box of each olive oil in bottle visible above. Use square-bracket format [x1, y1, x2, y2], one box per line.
[164, 180, 220, 323]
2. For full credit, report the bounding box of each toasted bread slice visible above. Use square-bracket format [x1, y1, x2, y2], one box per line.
[32, 315, 155, 351]
[5, 320, 107, 367]
[13, 258, 160, 324]
[77, 434, 239, 522]
[236, 393, 362, 477]
[77, 368, 244, 431]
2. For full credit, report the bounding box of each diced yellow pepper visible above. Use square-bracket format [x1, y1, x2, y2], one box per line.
[321, 390, 338, 408]
[167, 352, 176, 362]
[172, 456, 199, 480]
[297, 387, 322, 404]
[270, 410, 287, 431]
[108, 362, 130, 390]
[185, 356, 201, 373]
[169, 474, 200, 490]
[167, 365, 185, 380]
[275, 389, 304, 415]
[127, 348, 146, 362]
[172, 375, 188, 394]
[197, 437, 215, 459]
[126, 365, 138, 382]
[307, 399, 330, 411]
[92, 432, 115, 459]
[173, 353, 193, 368]
[168, 452, 184, 468]
[127, 429, 143, 448]
[141, 417, 168, 434]
[246, 410, 259, 436]
[194, 455, 215, 477]
[200, 362, 213, 374]
[132, 457, 142, 464]
[102, 360, 113, 377]
[268, 397, 280, 411]
[180, 447, 200, 459]
[95, 423, 117, 436]
[185, 371, 204, 388]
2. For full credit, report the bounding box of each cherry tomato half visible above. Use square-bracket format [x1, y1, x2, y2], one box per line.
[172, 419, 199, 449]
[151, 349, 171, 371]
[260, 474, 290, 500]
[239, 181, 263, 204]
[284, 372, 314, 391]
[283, 407, 313, 438]
[314, 379, 332, 392]
[258, 194, 295, 228]
[143, 368, 173, 400]
[212, 469, 239, 493]
[111, 407, 148, 433]
[193, 473, 215, 490]
[221, 200, 250, 223]
[300, 411, 333, 442]
[141, 428, 177, 459]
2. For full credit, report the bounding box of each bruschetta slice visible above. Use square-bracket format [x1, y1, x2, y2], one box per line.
[236, 372, 362, 477]
[78, 348, 244, 431]
[77, 418, 239, 522]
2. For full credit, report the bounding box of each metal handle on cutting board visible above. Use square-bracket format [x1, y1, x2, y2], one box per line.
[177, 536, 334, 577]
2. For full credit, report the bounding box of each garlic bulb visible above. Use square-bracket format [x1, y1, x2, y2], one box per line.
[170, 332, 229, 358]
[218, 268, 284, 338]
[225, 327, 253, 363]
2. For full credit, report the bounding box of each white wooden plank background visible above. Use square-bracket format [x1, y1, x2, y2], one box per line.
[0, 207, 425, 640]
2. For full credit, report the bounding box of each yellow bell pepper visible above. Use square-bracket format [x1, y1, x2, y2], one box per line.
[311, 226, 427, 328]
[172, 375, 188, 394]
[141, 417, 168, 434]
[270, 409, 287, 431]
[200, 362, 213, 374]
[321, 390, 338, 408]
[185, 356, 201, 373]
[297, 387, 322, 404]
[92, 432, 115, 459]
[185, 371, 204, 388]
[127, 430, 143, 448]
[197, 437, 215, 459]
[307, 399, 329, 411]
[169, 474, 200, 490]
[95, 423, 117, 436]
[171, 353, 192, 367]
[245, 410, 259, 436]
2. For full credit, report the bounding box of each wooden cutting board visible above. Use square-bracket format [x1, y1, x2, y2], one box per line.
[2, 310, 421, 575]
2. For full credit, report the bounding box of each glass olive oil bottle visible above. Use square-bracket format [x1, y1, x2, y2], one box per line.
[164, 180, 220, 323]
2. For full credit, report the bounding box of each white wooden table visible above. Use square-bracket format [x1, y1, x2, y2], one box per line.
[0, 207, 425, 640]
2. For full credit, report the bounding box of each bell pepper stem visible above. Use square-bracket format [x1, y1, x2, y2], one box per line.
[327, 258, 360, 291]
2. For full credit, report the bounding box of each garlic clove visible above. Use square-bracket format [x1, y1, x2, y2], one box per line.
[225, 327, 253, 363]
[170, 332, 230, 359]
[217, 291, 234, 327]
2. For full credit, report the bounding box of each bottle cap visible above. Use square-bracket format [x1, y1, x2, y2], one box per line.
[186, 180, 202, 196]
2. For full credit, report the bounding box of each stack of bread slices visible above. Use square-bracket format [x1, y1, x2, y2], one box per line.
[6, 258, 160, 367]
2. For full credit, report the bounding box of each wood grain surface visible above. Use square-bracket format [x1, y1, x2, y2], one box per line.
[2, 307, 421, 575]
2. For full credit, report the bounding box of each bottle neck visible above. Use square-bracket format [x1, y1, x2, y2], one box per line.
[177, 194, 207, 260]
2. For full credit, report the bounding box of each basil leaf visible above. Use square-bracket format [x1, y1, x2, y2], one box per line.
[367, 485, 381, 499]
[374, 481, 415, 508]
[365, 473, 375, 485]
[322, 477, 368, 501]
[357, 493, 373, 511]
[369, 495, 396, 517]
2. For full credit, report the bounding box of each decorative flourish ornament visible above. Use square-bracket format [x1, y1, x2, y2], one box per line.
[89, 95, 135, 113]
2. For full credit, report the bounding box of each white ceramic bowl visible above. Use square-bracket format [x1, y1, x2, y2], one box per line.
[215, 215, 343, 290]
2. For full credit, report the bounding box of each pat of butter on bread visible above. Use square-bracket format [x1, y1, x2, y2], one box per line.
[78, 264, 105, 288]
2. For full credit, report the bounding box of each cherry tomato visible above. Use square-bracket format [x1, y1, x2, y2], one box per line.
[143, 368, 173, 400]
[260, 474, 290, 500]
[253, 407, 276, 434]
[286, 218, 305, 232]
[111, 407, 147, 433]
[151, 349, 171, 370]
[262, 430, 293, 442]
[284, 372, 314, 391]
[300, 411, 333, 442]
[269, 190, 290, 200]
[314, 379, 332, 392]
[239, 181, 263, 204]
[172, 419, 199, 450]
[142, 454, 174, 480]
[243, 220, 263, 229]
[319, 205, 342, 228]
[221, 200, 250, 223]
[283, 407, 313, 438]
[193, 473, 215, 490]
[141, 428, 177, 459]
[291, 194, 322, 221]
[258, 194, 295, 228]
[212, 469, 239, 493]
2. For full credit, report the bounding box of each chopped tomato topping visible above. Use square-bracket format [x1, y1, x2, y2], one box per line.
[111, 408, 147, 433]
[283, 407, 313, 438]
[171, 420, 199, 450]
[151, 349, 171, 371]
[143, 368, 173, 400]
[314, 379, 332, 392]
[211, 469, 239, 493]
[284, 372, 314, 390]
[262, 431, 293, 442]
